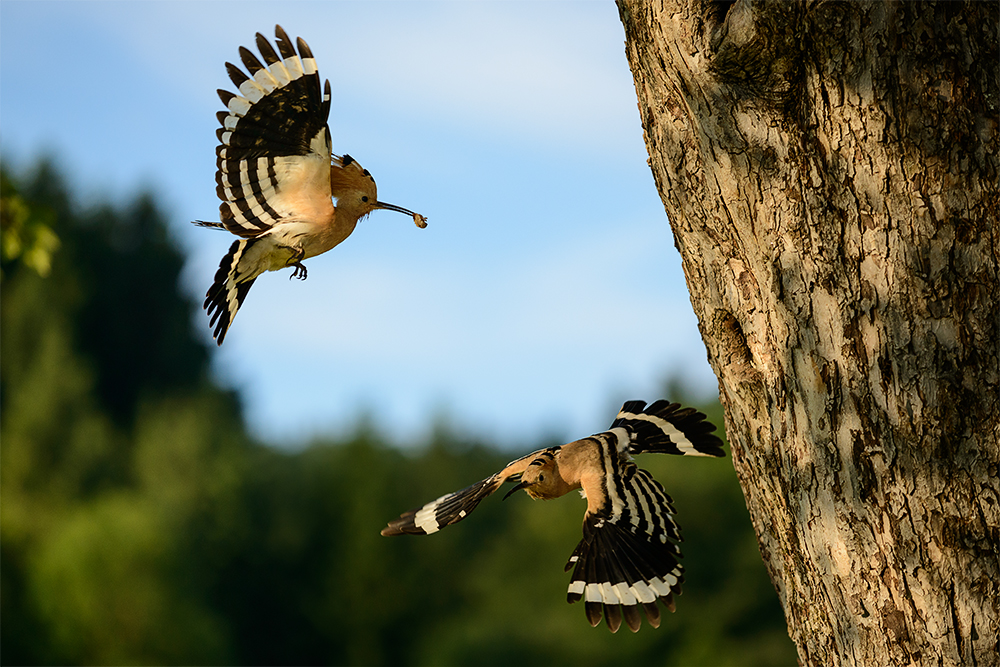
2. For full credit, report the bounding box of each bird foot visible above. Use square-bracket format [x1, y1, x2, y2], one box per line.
[289, 262, 308, 280]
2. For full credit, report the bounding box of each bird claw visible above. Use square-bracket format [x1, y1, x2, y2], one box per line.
[289, 263, 307, 280]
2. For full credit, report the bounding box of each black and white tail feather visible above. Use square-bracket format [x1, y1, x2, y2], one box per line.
[204, 239, 262, 342]
[382, 400, 725, 632]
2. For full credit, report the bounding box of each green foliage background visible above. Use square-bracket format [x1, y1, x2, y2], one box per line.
[0, 162, 796, 666]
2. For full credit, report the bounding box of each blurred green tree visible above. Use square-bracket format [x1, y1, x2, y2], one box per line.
[0, 181, 59, 282]
[1, 162, 239, 664]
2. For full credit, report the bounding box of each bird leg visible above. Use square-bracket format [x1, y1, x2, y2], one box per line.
[288, 248, 307, 280]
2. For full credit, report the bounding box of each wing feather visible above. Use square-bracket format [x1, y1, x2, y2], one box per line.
[381, 449, 552, 537]
[214, 25, 333, 238]
[565, 502, 684, 633]
[612, 400, 725, 458]
[381, 474, 507, 537]
[566, 434, 684, 633]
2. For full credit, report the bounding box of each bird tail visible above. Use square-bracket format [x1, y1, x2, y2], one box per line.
[611, 400, 725, 457]
[204, 239, 261, 345]
[565, 507, 683, 633]
[191, 220, 228, 230]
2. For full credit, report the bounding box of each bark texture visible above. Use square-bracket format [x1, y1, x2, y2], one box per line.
[617, 1, 999, 664]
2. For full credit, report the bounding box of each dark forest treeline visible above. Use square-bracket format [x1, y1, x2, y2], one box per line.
[0, 162, 795, 665]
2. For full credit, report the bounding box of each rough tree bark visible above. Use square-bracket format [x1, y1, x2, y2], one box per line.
[616, 1, 999, 664]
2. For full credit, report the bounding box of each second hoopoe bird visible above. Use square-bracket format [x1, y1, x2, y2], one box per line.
[382, 400, 725, 633]
[195, 25, 427, 344]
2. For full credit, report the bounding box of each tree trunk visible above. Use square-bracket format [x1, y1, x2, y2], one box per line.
[616, 0, 999, 664]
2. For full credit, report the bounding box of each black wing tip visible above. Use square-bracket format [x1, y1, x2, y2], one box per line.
[622, 603, 642, 633]
[217, 89, 236, 107]
[203, 293, 230, 345]
[574, 595, 677, 633]
[238, 45, 264, 74]
[585, 601, 603, 628]
[575, 598, 665, 633]
[296, 36, 314, 60]
[381, 512, 422, 536]
[274, 25, 295, 57]
[604, 603, 623, 633]
[255, 32, 281, 65]
[643, 601, 662, 628]
[225, 61, 249, 88]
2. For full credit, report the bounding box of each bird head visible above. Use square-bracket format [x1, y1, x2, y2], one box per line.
[503, 450, 574, 501]
[330, 154, 427, 227]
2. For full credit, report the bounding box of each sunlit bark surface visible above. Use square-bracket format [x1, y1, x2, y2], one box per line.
[617, 1, 999, 663]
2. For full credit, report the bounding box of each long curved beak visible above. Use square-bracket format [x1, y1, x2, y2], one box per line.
[375, 201, 428, 228]
[375, 201, 417, 216]
[502, 480, 531, 501]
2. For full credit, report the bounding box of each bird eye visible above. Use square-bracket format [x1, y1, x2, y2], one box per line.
[538, 474, 545, 482]
[361, 196, 369, 202]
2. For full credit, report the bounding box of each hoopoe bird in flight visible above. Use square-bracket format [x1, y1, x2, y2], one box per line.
[194, 25, 427, 344]
[382, 400, 725, 633]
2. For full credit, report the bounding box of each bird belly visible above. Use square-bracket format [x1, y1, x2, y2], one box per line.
[301, 215, 357, 260]
[262, 213, 357, 265]
[236, 235, 295, 274]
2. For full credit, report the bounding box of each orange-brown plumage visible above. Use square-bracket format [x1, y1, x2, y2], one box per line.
[194, 26, 426, 344]
[382, 400, 726, 632]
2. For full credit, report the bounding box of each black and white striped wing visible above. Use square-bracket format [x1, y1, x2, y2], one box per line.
[613, 400, 725, 458]
[381, 473, 507, 536]
[566, 462, 683, 633]
[215, 25, 334, 238]
[381, 448, 550, 536]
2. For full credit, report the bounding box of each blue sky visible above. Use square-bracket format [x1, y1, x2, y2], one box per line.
[1, 1, 717, 447]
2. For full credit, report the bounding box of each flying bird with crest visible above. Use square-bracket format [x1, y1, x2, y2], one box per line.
[195, 25, 427, 344]
[382, 400, 726, 632]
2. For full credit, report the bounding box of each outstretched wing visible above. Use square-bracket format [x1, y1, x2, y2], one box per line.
[381, 448, 554, 536]
[381, 474, 506, 536]
[612, 400, 725, 458]
[566, 459, 683, 633]
[215, 25, 334, 238]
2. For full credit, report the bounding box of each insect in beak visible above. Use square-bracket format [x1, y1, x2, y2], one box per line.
[375, 201, 427, 228]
